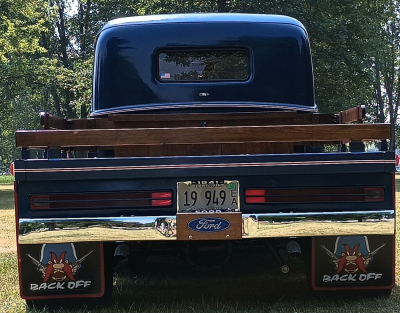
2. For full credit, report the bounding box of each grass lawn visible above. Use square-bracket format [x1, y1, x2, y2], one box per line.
[1, 179, 400, 313]
[0, 185, 14, 211]
[0, 175, 14, 184]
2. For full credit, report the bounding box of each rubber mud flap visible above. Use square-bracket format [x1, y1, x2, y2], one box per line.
[19, 242, 104, 299]
[312, 235, 394, 291]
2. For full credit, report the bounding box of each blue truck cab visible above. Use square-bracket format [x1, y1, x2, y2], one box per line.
[91, 14, 315, 115]
[14, 14, 395, 302]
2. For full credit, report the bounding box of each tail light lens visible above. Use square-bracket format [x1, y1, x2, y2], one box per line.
[152, 192, 172, 206]
[364, 188, 385, 201]
[30, 195, 50, 209]
[30, 191, 172, 210]
[245, 187, 384, 204]
[245, 189, 265, 203]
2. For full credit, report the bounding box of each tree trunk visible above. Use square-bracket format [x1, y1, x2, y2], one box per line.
[50, 84, 62, 116]
[218, 0, 230, 12]
[373, 61, 385, 123]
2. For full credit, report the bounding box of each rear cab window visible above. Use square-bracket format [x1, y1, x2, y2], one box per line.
[158, 49, 250, 82]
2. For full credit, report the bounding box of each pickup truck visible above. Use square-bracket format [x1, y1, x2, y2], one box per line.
[13, 13, 395, 302]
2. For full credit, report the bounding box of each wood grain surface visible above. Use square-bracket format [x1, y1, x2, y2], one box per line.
[16, 124, 390, 148]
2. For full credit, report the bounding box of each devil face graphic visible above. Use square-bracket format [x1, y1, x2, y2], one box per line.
[336, 244, 366, 274]
[27, 243, 93, 283]
[44, 251, 75, 282]
[321, 236, 386, 275]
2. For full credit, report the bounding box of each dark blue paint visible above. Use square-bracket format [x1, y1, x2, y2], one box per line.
[92, 13, 315, 115]
[14, 152, 395, 183]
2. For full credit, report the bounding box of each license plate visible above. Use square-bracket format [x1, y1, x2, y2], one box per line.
[177, 180, 239, 213]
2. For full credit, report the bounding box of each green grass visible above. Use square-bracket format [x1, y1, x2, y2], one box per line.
[0, 178, 14, 211]
[1, 179, 400, 312]
[0, 175, 14, 184]
[2, 252, 400, 313]
[0, 185, 14, 210]
[0, 253, 25, 313]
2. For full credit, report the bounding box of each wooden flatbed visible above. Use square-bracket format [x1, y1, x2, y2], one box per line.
[16, 106, 390, 157]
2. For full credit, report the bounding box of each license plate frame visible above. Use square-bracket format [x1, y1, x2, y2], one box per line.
[176, 212, 242, 240]
[177, 180, 239, 213]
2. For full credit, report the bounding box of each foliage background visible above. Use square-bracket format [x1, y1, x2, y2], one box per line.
[1, 0, 399, 170]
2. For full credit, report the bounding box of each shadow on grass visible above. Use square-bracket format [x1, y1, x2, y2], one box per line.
[115, 261, 306, 310]
[0, 189, 14, 210]
[112, 250, 398, 312]
[395, 173, 400, 192]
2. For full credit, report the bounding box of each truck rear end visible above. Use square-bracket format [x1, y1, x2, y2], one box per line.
[14, 13, 396, 302]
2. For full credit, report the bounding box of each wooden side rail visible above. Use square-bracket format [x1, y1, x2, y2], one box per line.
[16, 124, 390, 149]
[39, 106, 366, 131]
[40, 111, 340, 130]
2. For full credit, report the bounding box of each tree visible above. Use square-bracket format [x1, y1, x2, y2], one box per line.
[370, 2, 400, 151]
[230, 0, 392, 113]
[0, 0, 50, 170]
[0, 0, 397, 170]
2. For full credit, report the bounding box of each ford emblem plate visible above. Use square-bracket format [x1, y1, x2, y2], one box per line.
[187, 217, 230, 232]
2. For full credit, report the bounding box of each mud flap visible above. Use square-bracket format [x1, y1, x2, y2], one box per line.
[312, 235, 394, 290]
[19, 242, 104, 299]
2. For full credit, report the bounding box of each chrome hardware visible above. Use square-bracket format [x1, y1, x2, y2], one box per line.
[280, 265, 290, 274]
[19, 210, 395, 244]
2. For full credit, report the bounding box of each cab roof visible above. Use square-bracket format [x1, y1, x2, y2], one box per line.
[101, 13, 306, 32]
[92, 13, 315, 116]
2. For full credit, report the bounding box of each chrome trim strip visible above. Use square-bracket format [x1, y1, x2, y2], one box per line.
[14, 160, 394, 174]
[18, 210, 394, 244]
[90, 102, 318, 117]
[242, 210, 395, 238]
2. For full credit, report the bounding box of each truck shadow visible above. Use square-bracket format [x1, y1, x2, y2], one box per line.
[113, 251, 304, 308]
[109, 246, 396, 311]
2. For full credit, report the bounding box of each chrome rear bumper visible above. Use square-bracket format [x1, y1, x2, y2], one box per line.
[18, 210, 395, 244]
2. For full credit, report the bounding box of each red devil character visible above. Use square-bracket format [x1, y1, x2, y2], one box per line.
[43, 251, 75, 282]
[336, 244, 367, 274]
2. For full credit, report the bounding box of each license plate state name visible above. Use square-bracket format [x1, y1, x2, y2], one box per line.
[177, 180, 239, 213]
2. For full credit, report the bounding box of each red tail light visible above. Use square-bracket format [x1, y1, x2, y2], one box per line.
[30, 191, 172, 210]
[10, 162, 14, 176]
[245, 187, 384, 204]
[152, 192, 172, 206]
[245, 189, 265, 203]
